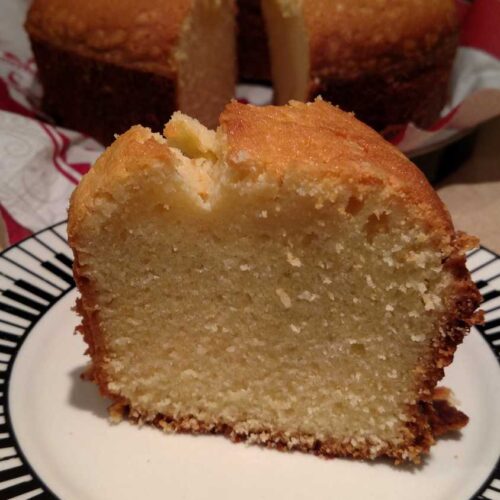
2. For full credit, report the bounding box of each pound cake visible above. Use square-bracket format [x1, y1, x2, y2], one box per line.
[261, 0, 458, 133]
[25, 0, 235, 145]
[68, 100, 481, 463]
[26, 0, 457, 143]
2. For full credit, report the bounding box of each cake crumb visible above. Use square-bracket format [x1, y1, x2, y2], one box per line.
[423, 293, 441, 311]
[298, 290, 318, 302]
[233, 150, 250, 163]
[383, 255, 395, 267]
[286, 251, 302, 267]
[276, 288, 292, 308]
[181, 369, 198, 379]
[108, 402, 126, 423]
[290, 324, 301, 333]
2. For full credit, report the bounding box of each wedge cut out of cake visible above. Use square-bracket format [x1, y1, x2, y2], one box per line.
[68, 99, 481, 464]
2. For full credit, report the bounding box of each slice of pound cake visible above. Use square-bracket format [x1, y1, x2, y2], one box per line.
[68, 99, 481, 463]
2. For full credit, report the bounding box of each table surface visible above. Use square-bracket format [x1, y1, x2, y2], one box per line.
[437, 116, 500, 253]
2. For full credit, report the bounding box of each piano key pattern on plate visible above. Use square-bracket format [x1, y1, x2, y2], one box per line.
[0, 221, 73, 499]
[466, 247, 500, 500]
[0, 223, 498, 500]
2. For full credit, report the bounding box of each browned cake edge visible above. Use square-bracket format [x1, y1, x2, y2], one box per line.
[103, 389, 469, 462]
[30, 38, 178, 145]
[103, 395, 469, 463]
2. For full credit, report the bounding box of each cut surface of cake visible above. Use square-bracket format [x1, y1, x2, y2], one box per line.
[25, 0, 236, 144]
[261, 0, 458, 132]
[68, 100, 481, 463]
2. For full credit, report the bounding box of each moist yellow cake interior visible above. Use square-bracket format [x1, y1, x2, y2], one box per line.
[78, 113, 453, 457]
[176, 0, 235, 128]
[261, 0, 309, 103]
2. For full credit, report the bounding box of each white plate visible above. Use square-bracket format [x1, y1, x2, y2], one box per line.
[0, 222, 499, 500]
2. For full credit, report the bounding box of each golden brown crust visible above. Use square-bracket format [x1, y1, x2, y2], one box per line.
[301, 0, 458, 131]
[429, 400, 469, 437]
[429, 387, 469, 436]
[70, 100, 453, 238]
[25, 0, 192, 77]
[220, 100, 453, 243]
[303, 0, 457, 79]
[68, 126, 171, 234]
